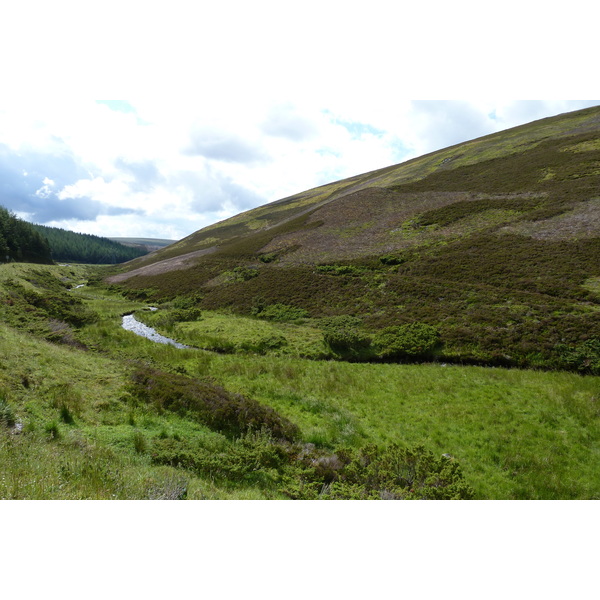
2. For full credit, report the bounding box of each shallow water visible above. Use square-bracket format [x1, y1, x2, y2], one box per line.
[121, 313, 191, 349]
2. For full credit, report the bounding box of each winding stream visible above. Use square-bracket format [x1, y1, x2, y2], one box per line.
[121, 313, 191, 349]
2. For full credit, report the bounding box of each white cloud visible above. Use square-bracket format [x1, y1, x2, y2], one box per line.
[0, 3, 597, 239]
[35, 180, 55, 199]
[1, 98, 598, 239]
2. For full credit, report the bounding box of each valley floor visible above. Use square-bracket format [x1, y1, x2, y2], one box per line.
[1, 263, 599, 499]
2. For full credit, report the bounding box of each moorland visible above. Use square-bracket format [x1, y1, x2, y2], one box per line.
[2, 105, 600, 499]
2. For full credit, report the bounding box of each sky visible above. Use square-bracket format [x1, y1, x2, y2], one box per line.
[0, 2, 598, 242]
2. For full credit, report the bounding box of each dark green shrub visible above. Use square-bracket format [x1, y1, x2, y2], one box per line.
[320, 315, 362, 329]
[374, 322, 441, 359]
[255, 303, 308, 323]
[4, 281, 97, 327]
[151, 430, 293, 487]
[150, 437, 205, 471]
[129, 366, 299, 441]
[44, 420, 61, 440]
[198, 336, 236, 354]
[321, 315, 371, 355]
[150, 425, 474, 499]
[239, 333, 288, 354]
[258, 252, 278, 263]
[324, 327, 371, 353]
[171, 294, 203, 321]
[316, 264, 363, 276]
[172, 293, 203, 310]
[171, 307, 202, 322]
[321, 444, 474, 500]
[556, 338, 600, 374]
[379, 254, 406, 266]
[250, 295, 268, 315]
[282, 443, 474, 500]
[222, 266, 259, 282]
[122, 288, 159, 302]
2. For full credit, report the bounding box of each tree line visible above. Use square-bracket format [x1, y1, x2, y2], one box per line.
[0, 206, 53, 264]
[32, 223, 149, 264]
[0, 205, 149, 264]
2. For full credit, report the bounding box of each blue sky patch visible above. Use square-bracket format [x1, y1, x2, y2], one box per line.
[337, 119, 385, 138]
[96, 100, 137, 114]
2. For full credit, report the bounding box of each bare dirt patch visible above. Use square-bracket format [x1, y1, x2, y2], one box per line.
[106, 247, 218, 283]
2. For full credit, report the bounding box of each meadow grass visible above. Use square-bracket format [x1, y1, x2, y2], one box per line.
[78, 288, 600, 500]
[177, 354, 600, 500]
[0, 309, 277, 499]
[2, 262, 600, 499]
[138, 309, 329, 358]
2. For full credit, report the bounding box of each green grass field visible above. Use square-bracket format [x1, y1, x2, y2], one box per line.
[3, 263, 598, 499]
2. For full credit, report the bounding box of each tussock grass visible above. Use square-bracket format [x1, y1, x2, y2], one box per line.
[190, 354, 600, 499]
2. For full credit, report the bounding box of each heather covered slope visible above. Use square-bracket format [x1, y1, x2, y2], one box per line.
[113, 105, 600, 271]
[108, 105, 600, 372]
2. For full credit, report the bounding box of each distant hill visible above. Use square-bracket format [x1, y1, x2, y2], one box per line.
[108, 237, 177, 253]
[33, 224, 149, 264]
[0, 206, 52, 264]
[108, 105, 600, 372]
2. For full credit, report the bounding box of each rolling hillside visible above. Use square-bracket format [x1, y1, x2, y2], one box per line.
[107, 105, 600, 372]
[108, 237, 176, 253]
[3, 105, 600, 500]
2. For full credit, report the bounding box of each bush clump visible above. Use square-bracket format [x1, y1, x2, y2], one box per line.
[222, 266, 259, 283]
[258, 252, 278, 263]
[170, 307, 202, 322]
[316, 264, 363, 276]
[151, 430, 293, 488]
[253, 302, 308, 323]
[44, 420, 61, 440]
[4, 281, 97, 327]
[373, 322, 441, 360]
[319, 444, 474, 500]
[150, 434, 474, 500]
[283, 443, 474, 500]
[321, 315, 371, 356]
[556, 338, 600, 374]
[129, 366, 299, 442]
[379, 254, 406, 266]
[239, 332, 288, 354]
